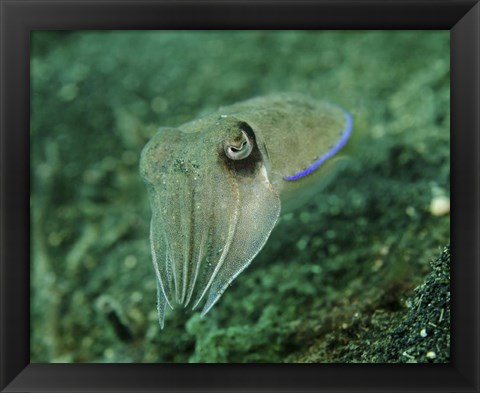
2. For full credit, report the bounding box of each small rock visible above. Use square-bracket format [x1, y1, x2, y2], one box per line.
[430, 196, 450, 216]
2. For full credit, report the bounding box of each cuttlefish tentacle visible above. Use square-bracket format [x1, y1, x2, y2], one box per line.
[184, 221, 206, 307]
[140, 93, 352, 328]
[182, 171, 207, 308]
[179, 174, 195, 304]
[201, 162, 281, 316]
[185, 158, 236, 309]
[149, 193, 174, 309]
[183, 198, 211, 308]
[191, 160, 241, 311]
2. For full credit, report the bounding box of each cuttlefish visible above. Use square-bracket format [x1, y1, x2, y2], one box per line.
[140, 93, 353, 328]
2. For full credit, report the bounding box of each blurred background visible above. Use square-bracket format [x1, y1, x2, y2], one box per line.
[30, 31, 450, 363]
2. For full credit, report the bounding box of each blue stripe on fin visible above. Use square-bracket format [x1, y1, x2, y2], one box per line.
[284, 108, 353, 181]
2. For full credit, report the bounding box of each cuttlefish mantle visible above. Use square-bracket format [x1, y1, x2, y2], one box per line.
[139, 93, 353, 328]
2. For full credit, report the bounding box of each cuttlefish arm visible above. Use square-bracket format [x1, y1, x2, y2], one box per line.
[140, 93, 352, 328]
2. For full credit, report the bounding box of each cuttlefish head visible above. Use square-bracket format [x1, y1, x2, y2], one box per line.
[140, 116, 281, 328]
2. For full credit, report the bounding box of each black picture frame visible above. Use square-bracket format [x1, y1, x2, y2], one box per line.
[1, 1, 479, 392]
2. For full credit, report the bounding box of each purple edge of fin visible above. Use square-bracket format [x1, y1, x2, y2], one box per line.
[283, 107, 353, 181]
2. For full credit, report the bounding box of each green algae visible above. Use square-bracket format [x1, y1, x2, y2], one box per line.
[30, 30, 450, 363]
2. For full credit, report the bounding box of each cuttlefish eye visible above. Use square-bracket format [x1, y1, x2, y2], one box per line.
[224, 130, 253, 160]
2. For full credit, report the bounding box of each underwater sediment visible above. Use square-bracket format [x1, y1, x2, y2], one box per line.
[30, 30, 450, 363]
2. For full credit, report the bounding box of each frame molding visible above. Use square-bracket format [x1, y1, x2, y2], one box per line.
[1, 1, 479, 392]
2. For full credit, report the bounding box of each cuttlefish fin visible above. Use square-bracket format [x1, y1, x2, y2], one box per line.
[280, 155, 352, 214]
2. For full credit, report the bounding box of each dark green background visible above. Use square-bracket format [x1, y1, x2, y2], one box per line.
[31, 31, 450, 363]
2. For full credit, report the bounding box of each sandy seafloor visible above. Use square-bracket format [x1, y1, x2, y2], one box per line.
[30, 31, 450, 363]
